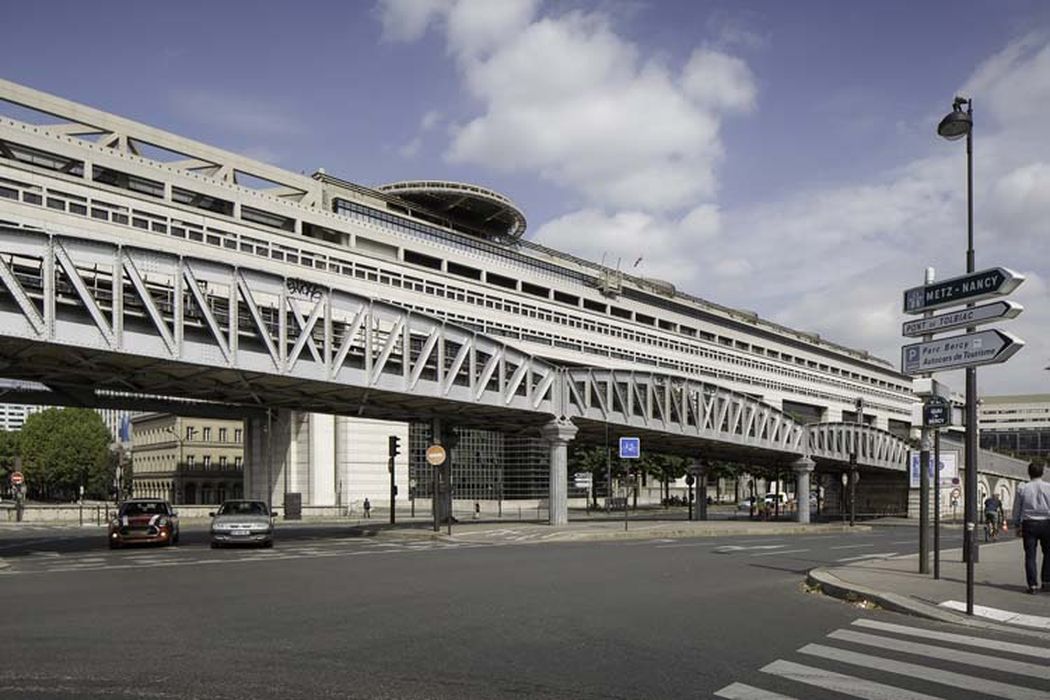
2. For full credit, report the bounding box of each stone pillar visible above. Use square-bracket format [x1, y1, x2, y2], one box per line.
[793, 457, 816, 524]
[243, 409, 294, 507]
[541, 418, 578, 526]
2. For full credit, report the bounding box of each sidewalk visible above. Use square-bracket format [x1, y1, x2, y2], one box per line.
[808, 536, 1050, 638]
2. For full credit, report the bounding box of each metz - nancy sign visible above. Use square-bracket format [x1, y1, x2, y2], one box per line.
[901, 328, 1024, 375]
[902, 267, 1024, 315]
[901, 300, 1023, 338]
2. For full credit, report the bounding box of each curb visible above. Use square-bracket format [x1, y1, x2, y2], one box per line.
[806, 566, 1050, 640]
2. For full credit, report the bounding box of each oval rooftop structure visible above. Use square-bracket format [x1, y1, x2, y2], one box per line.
[377, 180, 527, 241]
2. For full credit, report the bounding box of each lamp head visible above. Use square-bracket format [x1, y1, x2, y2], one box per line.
[937, 96, 972, 141]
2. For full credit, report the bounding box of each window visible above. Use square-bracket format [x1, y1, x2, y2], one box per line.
[234, 457, 243, 468]
[234, 429, 243, 443]
[185, 426, 195, 441]
[219, 428, 228, 442]
[219, 456, 228, 468]
[202, 428, 212, 441]
[187, 455, 196, 467]
[203, 455, 212, 467]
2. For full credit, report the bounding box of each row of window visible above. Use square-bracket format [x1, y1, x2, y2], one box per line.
[134, 425, 243, 444]
[136, 454, 243, 468]
[0, 147, 910, 415]
[5, 169, 907, 418]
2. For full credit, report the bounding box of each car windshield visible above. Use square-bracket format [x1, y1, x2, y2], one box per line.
[218, 501, 267, 516]
[121, 502, 168, 517]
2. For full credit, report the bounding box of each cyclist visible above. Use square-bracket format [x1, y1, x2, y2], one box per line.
[984, 492, 1005, 541]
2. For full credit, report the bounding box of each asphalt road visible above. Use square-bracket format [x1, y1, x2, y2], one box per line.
[1, 521, 1040, 700]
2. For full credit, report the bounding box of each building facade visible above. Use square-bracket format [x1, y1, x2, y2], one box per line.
[979, 394, 1050, 463]
[130, 414, 244, 504]
[0, 79, 920, 512]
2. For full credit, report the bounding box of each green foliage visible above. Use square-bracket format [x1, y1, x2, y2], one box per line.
[0, 429, 19, 476]
[19, 408, 114, 501]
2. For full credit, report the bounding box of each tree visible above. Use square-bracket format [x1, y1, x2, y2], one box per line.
[19, 408, 113, 501]
[568, 445, 613, 507]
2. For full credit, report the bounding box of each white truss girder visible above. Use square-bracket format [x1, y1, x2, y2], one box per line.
[805, 422, 910, 471]
[562, 368, 806, 454]
[0, 228, 561, 416]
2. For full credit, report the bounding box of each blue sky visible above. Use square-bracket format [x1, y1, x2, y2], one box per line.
[2, 0, 1049, 394]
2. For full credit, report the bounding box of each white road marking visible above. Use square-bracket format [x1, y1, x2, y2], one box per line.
[714, 681, 799, 699]
[835, 551, 898, 562]
[830, 544, 874, 550]
[749, 548, 810, 557]
[828, 628, 1050, 680]
[851, 618, 1050, 658]
[799, 643, 1046, 700]
[761, 659, 945, 700]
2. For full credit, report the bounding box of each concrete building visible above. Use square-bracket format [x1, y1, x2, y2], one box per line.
[130, 413, 244, 505]
[979, 394, 1050, 462]
[0, 79, 920, 517]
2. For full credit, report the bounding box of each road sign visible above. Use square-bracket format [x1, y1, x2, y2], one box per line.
[10, 471, 23, 486]
[902, 300, 1023, 337]
[902, 267, 1024, 315]
[923, 396, 952, 427]
[901, 328, 1024, 376]
[425, 444, 447, 466]
[619, 437, 640, 459]
[573, 472, 593, 488]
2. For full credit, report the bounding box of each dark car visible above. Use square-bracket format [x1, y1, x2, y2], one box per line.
[210, 500, 277, 548]
[108, 499, 179, 549]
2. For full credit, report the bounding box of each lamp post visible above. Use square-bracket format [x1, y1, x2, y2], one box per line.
[937, 96, 978, 615]
[165, 423, 195, 506]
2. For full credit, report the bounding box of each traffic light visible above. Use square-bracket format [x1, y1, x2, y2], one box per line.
[388, 435, 401, 458]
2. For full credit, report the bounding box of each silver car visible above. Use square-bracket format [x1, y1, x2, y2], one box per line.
[209, 500, 277, 548]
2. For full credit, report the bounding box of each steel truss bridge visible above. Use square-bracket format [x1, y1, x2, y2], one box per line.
[0, 226, 908, 471]
[0, 76, 909, 475]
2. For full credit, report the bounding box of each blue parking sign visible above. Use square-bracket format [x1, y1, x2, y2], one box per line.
[619, 437, 641, 459]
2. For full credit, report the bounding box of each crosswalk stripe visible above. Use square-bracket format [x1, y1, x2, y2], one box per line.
[799, 643, 1046, 700]
[828, 628, 1050, 680]
[851, 618, 1050, 658]
[714, 680, 799, 699]
[761, 658, 945, 700]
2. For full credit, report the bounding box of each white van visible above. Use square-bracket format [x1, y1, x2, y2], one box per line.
[764, 493, 788, 506]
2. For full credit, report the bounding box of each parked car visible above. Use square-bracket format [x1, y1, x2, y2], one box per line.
[108, 499, 179, 549]
[210, 500, 277, 548]
[764, 493, 788, 506]
[737, 496, 758, 512]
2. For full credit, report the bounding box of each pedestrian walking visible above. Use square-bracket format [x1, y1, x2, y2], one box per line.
[1011, 462, 1050, 594]
[363, 498, 371, 519]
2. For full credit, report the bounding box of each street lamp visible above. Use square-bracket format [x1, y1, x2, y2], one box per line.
[937, 95, 978, 615]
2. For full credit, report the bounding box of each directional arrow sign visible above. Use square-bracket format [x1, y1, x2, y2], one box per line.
[901, 328, 1024, 375]
[902, 300, 1023, 337]
[902, 267, 1024, 315]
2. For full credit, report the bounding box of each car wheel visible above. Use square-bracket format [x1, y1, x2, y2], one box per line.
[210, 541, 220, 549]
[109, 540, 120, 550]
[263, 540, 274, 549]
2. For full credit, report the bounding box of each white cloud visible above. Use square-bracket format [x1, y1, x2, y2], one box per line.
[377, 0, 451, 42]
[379, 1, 756, 212]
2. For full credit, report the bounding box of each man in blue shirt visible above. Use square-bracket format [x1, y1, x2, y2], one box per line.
[1011, 462, 1050, 594]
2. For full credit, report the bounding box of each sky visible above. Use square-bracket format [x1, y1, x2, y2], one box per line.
[2, 0, 1049, 396]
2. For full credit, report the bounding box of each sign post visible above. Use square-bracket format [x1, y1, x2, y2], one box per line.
[618, 437, 640, 531]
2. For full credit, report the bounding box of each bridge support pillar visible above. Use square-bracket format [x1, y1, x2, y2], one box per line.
[541, 418, 578, 526]
[244, 408, 294, 509]
[792, 457, 815, 524]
